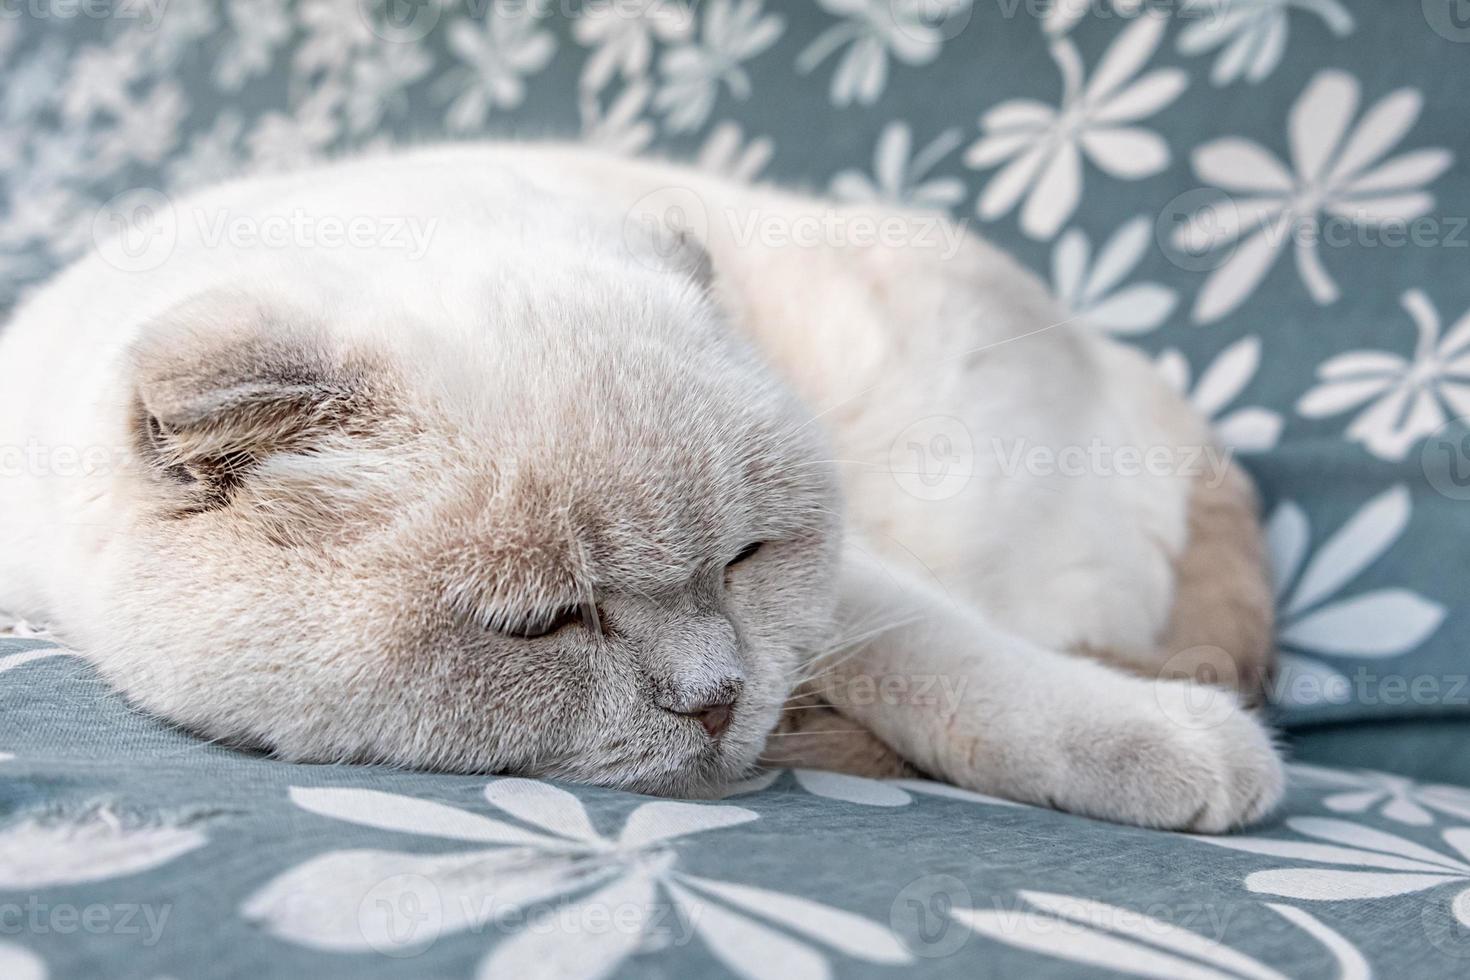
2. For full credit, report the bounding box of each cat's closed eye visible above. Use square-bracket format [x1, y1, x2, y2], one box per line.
[727, 542, 763, 568]
[499, 604, 588, 640]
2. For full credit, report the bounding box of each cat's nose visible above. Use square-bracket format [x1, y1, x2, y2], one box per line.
[658, 678, 743, 739]
[677, 700, 735, 739]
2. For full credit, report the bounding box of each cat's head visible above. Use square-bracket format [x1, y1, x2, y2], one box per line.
[89, 243, 841, 796]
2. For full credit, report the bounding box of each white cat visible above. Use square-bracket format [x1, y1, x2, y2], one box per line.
[0, 144, 1282, 830]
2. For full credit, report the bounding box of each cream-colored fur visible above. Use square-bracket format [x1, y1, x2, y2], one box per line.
[0, 143, 1282, 830]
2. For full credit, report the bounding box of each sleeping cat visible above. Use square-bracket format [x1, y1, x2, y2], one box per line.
[0, 144, 1282, 831]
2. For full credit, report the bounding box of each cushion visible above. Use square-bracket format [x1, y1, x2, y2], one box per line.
[6, 636, 1470, 978]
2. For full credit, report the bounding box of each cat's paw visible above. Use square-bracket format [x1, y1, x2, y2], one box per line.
[1050, 680, 1284, 833]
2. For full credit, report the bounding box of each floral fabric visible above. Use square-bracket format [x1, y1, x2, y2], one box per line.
[5, 638, 1470, 978]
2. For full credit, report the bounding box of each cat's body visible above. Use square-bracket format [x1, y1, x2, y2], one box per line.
[0, 144, 1282, 829]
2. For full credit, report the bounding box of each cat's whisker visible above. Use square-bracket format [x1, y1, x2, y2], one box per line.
[758, 731, 870, 740]
[786, 611, 927, 688]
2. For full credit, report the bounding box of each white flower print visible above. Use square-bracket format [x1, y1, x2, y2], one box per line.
[1177, 0, 1354, 87]
[573, 0, 693, 94]
[0, 806, 207, 889]
[95, 80, 187, 169]
[1052, 215, 1178, 335]
[1, 168, 90, 255]
[290, 0, 435, 137]
[1175, 70, 1453, 323]
[243, 780, 912, 975]
[294, 0, 378, 77]
[964, 13, 1186, 240]
[1297, 290, 1470, 462]
[246, 86, 340, 172]
[1044, 0, 1144, 37]
[215, 0, 293, 91]
[725, 769, 912, 806]
[343, 38, 433, 134]
[580, 80, 657, 156]
[797, 0, 963, 107]
[128, 0, 217, 75]
[654, 0, 784, 133]
[4, 37, 67, 135]
[1292, 765, 1470, 826]
[0, 943, 44, 980]
[167, 112, 247, 191]
[697, 120, 775, 181]
[0, 647, 73, 674]
[440, 1, 558, 132]
[1156, 336, 1283, 452]
[1195, 816, 1470, 927]
[60, 42, 139, 124]
[951, 890, 1368, 980]
[830, 121, 966, 210]
[1266, 485, 1446, 709]
[726, 769, 1027, 809]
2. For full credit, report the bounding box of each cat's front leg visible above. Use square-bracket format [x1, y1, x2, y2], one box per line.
[811, 545, 1285, 832]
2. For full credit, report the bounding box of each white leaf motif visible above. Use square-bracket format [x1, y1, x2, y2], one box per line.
[289, 786, 557, 847]
[476, 871, 656, 980]
[953, 903, 1257, 980]
[668, 880, 829, 980]
[617, 801, 759, 848]
[1286, 484, 1409, 615]
[793, 770, 911, 807]
[1246, 868, 1457, 900]
[0, 648, 73, 674]
[242, 847, 604, 952]
[0, 812, 206, 889]
[1262, 904, 1369, 980]
[1279, 590, 1446, 658]
[0, 943, 44, 980]
[679, 875, 913, 963]
[1021, 891, 1285, 980]
[484, 778, 603, 842]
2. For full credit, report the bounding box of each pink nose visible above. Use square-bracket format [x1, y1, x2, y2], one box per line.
[683, 702, 734, 739]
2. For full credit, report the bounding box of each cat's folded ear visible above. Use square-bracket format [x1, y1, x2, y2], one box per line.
[128, 291, 383, 516]
[622, 198, 716, 293]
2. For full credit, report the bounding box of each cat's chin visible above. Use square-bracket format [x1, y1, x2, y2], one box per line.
[558, 741, 768, 801]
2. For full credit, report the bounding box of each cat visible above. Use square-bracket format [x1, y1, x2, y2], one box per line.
[0, 143, 1282, 831]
